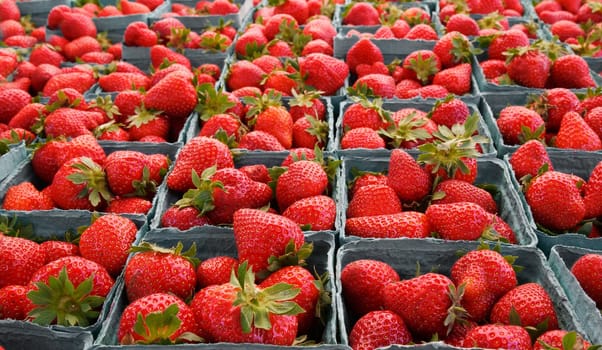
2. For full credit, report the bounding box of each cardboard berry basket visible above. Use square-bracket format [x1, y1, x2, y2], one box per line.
[333, 2, 439, 29]
[0, 141, 181, 221]
[334, 98, 496, 159]
[503, 148, 602, 255]
[92, 229, 338, 347]
[148, 0, 253, 31]
[0, 322, 93, 350]
[16, 0, 71, 27]
[335, 155, 537, 246]
[548, 245, 602, 344]
[336, 239, 589, 347]
[149, 149, 342, 239]
[0, 210, 148, 340]
[0, 142, 28, 184]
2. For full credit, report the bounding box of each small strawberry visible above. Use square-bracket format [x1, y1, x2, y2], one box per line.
[299, 53, 349, 96]
[506, 47, 552, 88]
[462, 324, 532, 350]
[161, 206, 211, 230]
[276, 160, 328, 211]
[550, 54, 596, 88]
[346, 38, 384, 74]
[387, 149, 432, 203]
[196, 256, 239, 289]
[431, 179, 498, 214]
[144, 71, 197, 120]
[347, 184, 401, 219]
[349, 311, 413, 350]
[2, 182, 54, 211]
[426, 201, 494, 241]
[343, 2, 380, 25]
[534, 330, 592, 350]
[345, 211, 431, 239]
[40, 241, 79, 264]
[60, 12, 97, 41]
[432, 63, 472, 95]
[488, 29, 530, 61]
[106, 197, 153, 214]
[497, 105, 546, 145]
[509, 139, 554, 179]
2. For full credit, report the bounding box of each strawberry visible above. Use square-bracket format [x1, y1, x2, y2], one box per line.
[98, 72, 150, 93]
[534, 330, 592, 350]
[405, 24, 439, 40]
[114, 90, 144, 123]
[341, 127, 385, 149]
[281, 195, 336, 230]
[432, 63, 472, 95]
[48, 156, 111, 211]
[161, 206, 211, 230]
[583, 161, 602, 219]
[63, 36, 102, 62]
[190, 263, 301, 344]
[79, 215, 138, 277]
[292, 115, 328, 149]
[149, 45, 191, 70]
[244, 94, 294, 149]
[0, 284, 35, 320]
[276, 160, 328, 211]
[42, 72, 96, 97]
[106, 197, 153, 214]
[571, 253, 602, 308]
[480, 59, 507, 79]
[299, 53, 349, 95]
[2, 182, 55, 211]
[550, 54, 596, 88]
[429, 96, 470, 128]
[431, 179, 498, 213]
[509, 139, 554, 179]
[0, 236, 45, 288]
[585, 107, 602, 140]
[271, 0, 309, 25]
[144, 71, 196, 120]
[488, 29, 530, 61]
[239, 131, 286, 151]
[120, 0, 151, 14]
[0, 88, 31, 124]
[490, 282, 559, 330]
[555, 111, 602, 151]
[346, 38, 384, 74]
[446, 14, 480, 36]
[226, 60, 265, 92]
[124, 21, 157, 47]
[506, 47, 552, 88]
[345, 211, 430, 239]
[303, 18, 336, 46]
[402, 50, 442, 85]
[233, 209, 305, 275]
[550, 20, 584, 41]
[528, 88, 579, 132]
[196, 256, 239, 289]
[387, 149, 432, 203]
[343, 2, 379, 25]
[0, 0, 20, 21]
[341, 259, 400, 316]
[349, 311, 413, 350]
[426, 201, 494, 241]
[342, 98, 390, 131]
[234, 29, 268, 58]
[347, 184, 401, 218]
[353, 74, 396, 98]
[166, 136, 233, 192]
[59, 12, 97, 41]
[124, 242, 197, 302]
[44, 108, 104, 138]
[40, 241, 79, 264]
[383, 273, 456, 340]
[349, 172, 388, 196]
[496, 105, 546, 145]
[126, 109, 169, 141]
[117, 293, 199, 344]
[462, 324, 532, 350]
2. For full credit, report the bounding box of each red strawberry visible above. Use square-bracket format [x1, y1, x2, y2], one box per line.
[429, 97, 470, 128]
[387, 149, 432, 203]
[506, 47, 552, 88]
[106, 197, 152, 214]
[446, 14, 480, 36]
[341, 259, 400, 316]
[144, 71, 196, 120]
[345, 211, 430, 239]
[40, 241, 79, 264]
[462, 324, 532, 350]
[405, 24, 439, 40]
[426, 201, 492, 241]
[431, 179, 498, 213]
[432, 63, 472, 95]
[117, 293, 199, 344]
[79, 214, 138, 277]
[0, 236, 45, 288]
[124, 242, 197, 302]
[233, 209, 305, 275]
[104, 151, 158, 197]
[44, 108, 104, 138]
[60, 12, 97, 41]
[2, 182, 55, 211]
[281, 195, 335, 230]
[0, 0, 20, 21]
[63, 36, 102, 62]
[346, 38, 384, 74]
[550, 54, 596, 88]
[0, 284, 35, 320]
[347, 184, 401, 218]
[42, 72, 96, 97]
[353, 74, 396, 98]
[239, 131, 286, 151]
[490, 282, 559, 330]
[343, 2, 379, 25]
[120, 0, 151, 14]
[496, 105, 546, 145]
[528, 88, 579, 132]
[341, 127, 385, 149]
[299, 53, 349, 96]
[571, 253, 602, 308]
[480, 59, 507, 79]
[226, 60, 265, 92]
[555, 111, 602, 151]
[583, 161, 602, 219]
[0, 88, 31, 124]
[124, 21, 157, 47]
[349, 311, 413, 350]
[534, 330, 592, 350]
[196, 256, 239, 289]
[276, 160, 328, 211]
[509, 139, 554, 179]
[161, 206, 211, 230]
[99, 72, 150, 92]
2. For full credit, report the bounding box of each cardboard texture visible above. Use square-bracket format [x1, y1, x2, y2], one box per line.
[335, 156, 537, 246]
[0, 322, 94, 350]
[336, 239, 590, 346]
[93, 230, 338, 347]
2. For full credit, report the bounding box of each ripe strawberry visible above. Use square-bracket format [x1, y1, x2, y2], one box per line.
[353, 74, 396, 98]
[234, 29, 268, 58]
[104, 151, 155, 197]
[432, 63, 472, 95]
[106, 197, 152, 214]
[462, 324, 532, 350]
[429, 97, 470, 128]
[555, 111, 602, 151]
[528, 88, 579, 132]
[387, 149, 432, 203]
[342, 99, 390, 131]
[445, 14, 480, 36]
[550, 54, 596, 88]
[149, 45, 191, 70]
[98, 72, 150, 93]
[349, 311, 412, 350]
[497, 105, 546, 145]
[276, 160, 328, 211]
[42, 72, 96, 97]
[144, 71, 196, 120]
[405, 24, 439, 40]
[346, 38, 384, 74]
[480, 59, 507, 80]
[239, 131, 286, 151]
[48, 156, 111, 211]
[432, 179, 498, 213]
[299, 53, 349, 96]
[0, 284, 35, 320]
[190, 264, 301, 345]
[62, 36, 102, 62]
[571, 253, 602, 308]
[166, 136, 233, 192]
[44, 108, 104, 138]
[427, 201, 497, 241]
[383, 272, 456, 339]
[40, 241, 79, 264]
[79, 214, 138, 277]
[196, 256, 239, 289]
[490, 282, 559, 330]
[124, 21, 157, 47]
[347, 184, 401, 218]
[59, 12, 97, 41]
[281, 194, 336, 230]
[343, 2, 379, 25]
[2, 182, 54, 211]
[0, 236, 45, 288]
[0, 0, 20, 21]
[534, 330, 592, 350]
[0, 88, 31, 124]
[341, 127, 385, 149]
[120, 0, 150, 14]
[117, 293, 199, 344]
[584, 107, 602, 140]
[509, 140, 554, 179]
[341, 259, 400, 316]
[506, 47, 552, 88]
[488, 29, 530, 60]
[583, 161, 602, 219]
[124, 242, 197, 302]
[161, 206, 211, 230]
[346, 211, 430, 239]
[233, 209, 305, 274]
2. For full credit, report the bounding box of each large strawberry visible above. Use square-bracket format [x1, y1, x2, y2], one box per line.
[2, 182, 55, 211]
[346, 38, 384, 74]
[276, 160, 328, 211]
[0, 236, 45, 288]
[506, 47, 551, 88]
[233, 209, 305, 275]
[555, 111, 602, 151]
[347, 184, 402, 218]
[387, 149, 431, 203]
[431, 179, 498, 214]
[79, 214, 138, 277]
[299, 53, 349, 95]
[0, 284, 35, 320]
[117, 293, 200, 344]
[243, 92, 294, 149]
[143, 70, 197, 120]
[571, 253, 602, 308]
[509, 139, 554, 180]
[346, 211, 431, 239]
[104, 151, 158, 197]
[281, 195, 336, 231]
[426, 202, 495, 241]
[349, 310, 413, 350]
[462, 324, 532, 350]
[124, 242, 198, 303]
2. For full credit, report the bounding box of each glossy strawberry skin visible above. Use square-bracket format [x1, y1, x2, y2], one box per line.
[346, 212, 431, 239]
[196, 256, 239, 289]
[349, 310, 413, 350]
[462, 324, 532, 350]
[425, 202, 491, 241]
[276, 160, 328, 211]
[387, 149, 432, 203]
[0, 284, 35, 320]
[571, 254, 602, 308]
[282, 195, 336, 231]
[0, 236, 45, 288]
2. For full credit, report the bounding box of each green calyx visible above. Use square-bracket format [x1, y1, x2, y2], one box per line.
[195, 84, 236, 122]
[303, 115, 329, 147]
[90, 95, 121, 120]
[27, 267, 105, 327]
[130, 241, 201, 268]
[122, 303, 203, 345]
[66, 157, 113, 207]
[232, 261, 304, 333]
[266, 240, 314, 274]
[131, 166, 158, 198]
[127, 105, 162, 129]
[444, 283, 469, 335]
[241, 89, 284, 120]
[477, 11, 506, 30]
[289, 89, 323, 109]
[378, 111, 432, 148]
[199, 32, 230, 52]
[174, 166, 224, 216]
[407, 52, 440, 85]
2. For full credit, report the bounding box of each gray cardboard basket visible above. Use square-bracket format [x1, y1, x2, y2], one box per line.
[93, 229, 338, 347]
[548, 245, 602, 344]
[94, 13, 150, 44]
[334, 98, 496, 158]
[121, 44, 230, 72]
[17, 0, 71, 27]
[503, 150, 602, 256]
[336, 156, 537, 246]
[0, 210, 148, 337]
[0, 142, 28, 184]
[0, 321, 93, 350]
[148, 0, 252, 30]
[336, 239, 589, 346]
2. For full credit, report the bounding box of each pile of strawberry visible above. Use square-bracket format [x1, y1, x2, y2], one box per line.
[441, 12, 540, 38]
[0, 3, 46, 49]
[0, 214, 139, 327]
[341, 247, 590, 350]
[508, 140, 602, 235]
[490, 88, 602, 151]
[116, 209, 329, 345]
[534, 0, 602, 24]
[160, 138, 337, 230]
